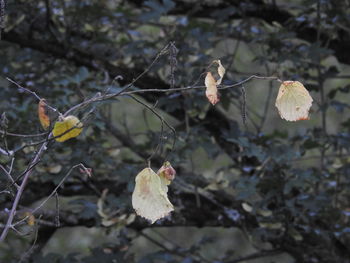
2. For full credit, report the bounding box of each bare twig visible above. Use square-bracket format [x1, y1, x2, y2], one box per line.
[128, 95, 176, 164]
[18, 216, 40, 263]
[12, 163, 88, 228]
[0, 157, 19, 189]
[139, 231, 211, 263]
[0, 140, 49, 241]
[0, 146, 13, 156]
[0, 130, 48, 138]
[6, 77, 61, 116]
[59, 73, 281, 121]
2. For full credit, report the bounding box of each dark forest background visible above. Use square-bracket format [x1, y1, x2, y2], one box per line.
[1, 0, 350, 262]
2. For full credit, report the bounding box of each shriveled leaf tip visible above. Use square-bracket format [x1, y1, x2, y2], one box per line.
[157, 161, 176, 185]
[214, 60, 226, 85]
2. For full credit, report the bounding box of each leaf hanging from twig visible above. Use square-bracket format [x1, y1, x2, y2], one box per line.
[205, 72, 220, 105]
[275, 81, 313, 121]
[52, 115, 83, 142]
[204, 60, 226, 105]
[38, 99, 50, 130]
[132, 167, 174, 223]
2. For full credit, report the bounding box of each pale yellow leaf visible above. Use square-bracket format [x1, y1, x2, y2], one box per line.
[214, 60, 226, 85]
[275, 81, 313, 121]
[242, 202, 253, 213]
[52, 115, 83, 142]
[132, 167, 174, 224]
[205, 72, 219, 105]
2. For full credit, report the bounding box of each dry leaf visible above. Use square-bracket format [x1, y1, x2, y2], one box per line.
[214, 59, 226, 85]
[204, 60, 226, 105]
[132, 167, 174, 224]
[157, 161, 176, 185]
[52, 115, 83, 142]
[38, 99, 50, 130]
[205, 72, 219, 105]
[275, 81, 313, 121]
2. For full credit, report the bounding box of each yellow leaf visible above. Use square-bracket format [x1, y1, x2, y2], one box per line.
[132, 167, 174, 224]
[205, 72, 219, 105]
[23, 212, 35, 226]
[38, 99, 50, 130]
[52, 115, 83, 142]
[275, 81, 313, 121]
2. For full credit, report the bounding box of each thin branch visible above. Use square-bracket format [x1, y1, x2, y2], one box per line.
[18, 217, 40, 263]
[8, 160, 41, 190]
[128, 95, 176, 164]
[0, 130, 48, 138]
[55, 73, 281, 124]
[0, 160, 19, 189]
[0, 146, 13, 156]
[12, 164, 88, 228]
[139, 231, 211, 263]
[11, 116, 86, 154]
[0, 140, 49, 241]
[64, 43, 171, 116]
[220, 75, 282, 89]
[6, 77, 61, 115]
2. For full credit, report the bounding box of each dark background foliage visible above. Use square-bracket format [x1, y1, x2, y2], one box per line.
[1, 0, 350, 262]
